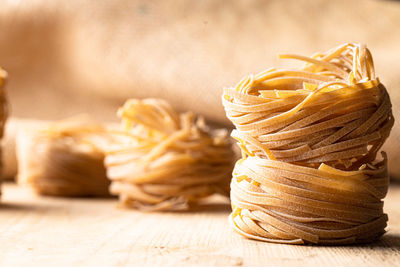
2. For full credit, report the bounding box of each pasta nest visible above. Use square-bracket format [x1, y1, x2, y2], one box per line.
[222, 43, 394, 245]
[105, 98, 235, 211]
[0, 68, 8, 198]
[17, 119, 111, 197]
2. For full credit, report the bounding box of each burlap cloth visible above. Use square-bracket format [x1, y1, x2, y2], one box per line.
[0, 0, 399, 179]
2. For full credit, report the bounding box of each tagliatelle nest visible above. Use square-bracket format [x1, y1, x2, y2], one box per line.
[17, 118, 111, 197]
[105, 98, 236, 211]
[0, 68, 8, 198]
[222, 43, 394, 245]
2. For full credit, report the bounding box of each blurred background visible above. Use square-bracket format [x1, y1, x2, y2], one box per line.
[0, 0, 399, 178]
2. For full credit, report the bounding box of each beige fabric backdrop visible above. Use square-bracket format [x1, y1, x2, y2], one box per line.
[0, 0, 399, 178]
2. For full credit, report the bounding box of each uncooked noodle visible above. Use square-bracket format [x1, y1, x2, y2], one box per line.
[0, 68, 7, 198]
[222, 43, 394, 244]
[17, 118, 111, 197]
[105, 98, 235, 211]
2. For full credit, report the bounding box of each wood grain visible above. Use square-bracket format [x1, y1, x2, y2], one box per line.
[0, 182, 399, 267]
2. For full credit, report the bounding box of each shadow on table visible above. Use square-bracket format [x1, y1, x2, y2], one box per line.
[365, 233, 400, 249]
[0, 202, 59, 212]
[186, 203, 231, 213]
[169, 194, 232, 214]
[390, 178, 400, 185]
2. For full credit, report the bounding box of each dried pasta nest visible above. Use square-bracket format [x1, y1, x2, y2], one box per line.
[105, 98, 236, 211]
[17, 118, 111, 197]
[0, 68, 8, 197]
[222, 43, 394, 245]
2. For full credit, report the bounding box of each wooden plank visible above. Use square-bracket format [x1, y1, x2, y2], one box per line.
[0, 182, 399, 267]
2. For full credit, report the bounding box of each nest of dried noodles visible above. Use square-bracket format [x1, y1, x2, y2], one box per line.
[17, 119, 110, 197]
[0, 68, 8, 198]
[105, 98, 236, 211]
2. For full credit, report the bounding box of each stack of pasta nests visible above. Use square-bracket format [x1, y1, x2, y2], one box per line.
[222, 43, 394, 245]
[0, 68, 8, 197]
[105, 98, 235, 211]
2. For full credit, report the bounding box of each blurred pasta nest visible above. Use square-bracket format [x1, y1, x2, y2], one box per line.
[17, 118, 111, 197]
[222, 43, 394, 245]
[0, 68, 8, 197]
[105, 98, 236, 211]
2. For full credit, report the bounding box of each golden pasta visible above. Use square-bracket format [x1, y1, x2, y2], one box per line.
[0, 68, 8, 198]
[105, 98, 236, 211]
[17, 118, 111, 197]
[222, 43, 394, 245]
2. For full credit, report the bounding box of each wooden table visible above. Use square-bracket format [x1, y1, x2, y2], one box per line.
[0, 182, 399, 267]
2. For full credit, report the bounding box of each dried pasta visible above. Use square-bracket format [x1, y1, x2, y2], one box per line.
[17, 118, 111, 197]
[0, 68, 8, 197]
[222, 43, 394, 244]
[105, 98, 235, 211]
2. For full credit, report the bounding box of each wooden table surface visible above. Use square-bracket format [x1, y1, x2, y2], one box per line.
[0, 182, 399, 267]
